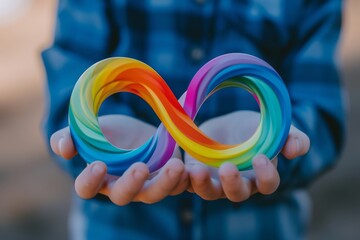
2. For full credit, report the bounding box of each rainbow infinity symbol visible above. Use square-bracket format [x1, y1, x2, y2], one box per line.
[69, 53, 291, 175]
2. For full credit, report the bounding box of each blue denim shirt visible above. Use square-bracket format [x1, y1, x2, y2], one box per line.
[42, 0, 346, 239]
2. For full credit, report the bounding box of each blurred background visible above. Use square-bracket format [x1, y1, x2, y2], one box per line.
[0, 0, 359, 239]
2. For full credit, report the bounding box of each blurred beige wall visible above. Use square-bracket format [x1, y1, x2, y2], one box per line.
[0, 1, 359, 239]
[0, 0, 55, 165]
[340, 0, 360, 63]
[0, 1, 72, 239]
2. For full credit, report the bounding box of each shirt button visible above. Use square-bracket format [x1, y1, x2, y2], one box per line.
[195, 0, 206, 4]
[190, 47, 204, 62]
[181, 209, 193, 223]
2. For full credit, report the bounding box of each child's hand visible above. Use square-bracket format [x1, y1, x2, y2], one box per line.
[50, 115, 189, 205]
[185, 111, 310, 202]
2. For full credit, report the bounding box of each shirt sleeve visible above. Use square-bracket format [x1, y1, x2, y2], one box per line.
[276, 0, 347, 192]
[42, 0, 133, 177]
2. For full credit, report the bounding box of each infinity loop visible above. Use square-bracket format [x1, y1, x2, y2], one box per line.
[69, 53, 291, 175]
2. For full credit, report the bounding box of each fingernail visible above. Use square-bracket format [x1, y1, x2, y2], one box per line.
[133, 170, 146, 180]
[253, 155, 268, 168]
[295, 138, 301, 154]
[58, 137, 64, 154]
[91, 164, 104, 176]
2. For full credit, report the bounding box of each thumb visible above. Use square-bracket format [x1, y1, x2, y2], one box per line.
[50, 127, 77, 159]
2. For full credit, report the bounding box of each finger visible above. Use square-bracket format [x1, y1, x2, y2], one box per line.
[253, 155, 280, 195]
[219, 162, 253, 202]
[169, 165, 190, 196]
[137, 158, 184, 203]
[108, 162, 149, 206]
[74, 161, 107, 199]
[188, 163, 223, 200]
[172, 147, 182, 160]
[282, 126, 310, 159]
[50, 127, 77, 159]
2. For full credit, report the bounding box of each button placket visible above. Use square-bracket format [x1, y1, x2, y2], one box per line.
[190, 47, 205, 62]
[194, 0, 206, 4]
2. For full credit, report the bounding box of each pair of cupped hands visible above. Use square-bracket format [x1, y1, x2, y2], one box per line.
[51, 111, 310, 206]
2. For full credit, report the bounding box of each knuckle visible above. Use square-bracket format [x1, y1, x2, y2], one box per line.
[141, 195, 161, 204]
[259, 180, 279, 195]
[199, 194, 219, 201]
[109, 193, 128, 206]
[228, 193, 249, 202]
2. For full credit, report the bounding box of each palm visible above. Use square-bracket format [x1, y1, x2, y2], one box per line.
[184, 111, 280, 201]
[51, 115, 187, 205]
[185, 110, 266, 171]
[51, 111, 309, 204]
